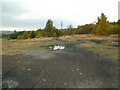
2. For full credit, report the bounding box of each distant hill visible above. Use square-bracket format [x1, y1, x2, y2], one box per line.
[0, 31, 14, 34]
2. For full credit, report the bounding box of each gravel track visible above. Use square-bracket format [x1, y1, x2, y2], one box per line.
[2, 39, 118, 88]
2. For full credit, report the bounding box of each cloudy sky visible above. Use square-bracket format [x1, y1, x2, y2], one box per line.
[0, 0, 119, 31]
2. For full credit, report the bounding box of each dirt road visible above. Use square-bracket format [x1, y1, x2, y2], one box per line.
[2, 39, 118, 88]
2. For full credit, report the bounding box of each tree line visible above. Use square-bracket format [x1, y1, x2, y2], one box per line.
[2, 13, 120, 39]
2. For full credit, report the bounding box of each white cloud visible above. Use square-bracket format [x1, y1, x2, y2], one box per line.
[21, 0, 119, 21]
[1, 0, 119, 30]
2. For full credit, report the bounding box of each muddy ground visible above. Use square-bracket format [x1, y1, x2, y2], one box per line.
[2, 39, 118, 88]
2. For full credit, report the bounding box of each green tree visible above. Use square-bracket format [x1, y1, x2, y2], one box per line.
[117, 20, 120, 34]
[17, 31, 29, 39]
[35, 29, 43, 38]
[95, 13, 110, 35]
[30, 31, 36, 38]
[10, 30, 18, 39]
[108, 24, 119, 34]
[63, 25, 74, 35]
[53, 28, 62, 37]
[76, 24, 95, 34]
[43, 19, 61, 37]
[43, 19, 54, 37]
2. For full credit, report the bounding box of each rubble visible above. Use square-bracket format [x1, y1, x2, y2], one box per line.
[53, 45, 65, 50]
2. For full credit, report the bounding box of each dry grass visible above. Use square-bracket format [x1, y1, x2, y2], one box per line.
[2, 34, 119, 60]
[59, 34, 118, 41]
[60, 34, 119, 60]
[2, 38, 53, 55]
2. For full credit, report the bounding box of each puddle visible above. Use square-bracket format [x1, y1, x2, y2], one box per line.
[111, 41, 120, 47]
[89, 39, 107, 44]
[40, 44, 65, 51]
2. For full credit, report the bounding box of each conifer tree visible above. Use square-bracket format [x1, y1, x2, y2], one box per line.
[96, 13, 110, 35]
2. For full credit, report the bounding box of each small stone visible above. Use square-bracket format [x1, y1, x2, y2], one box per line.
[79, 73, 83, 75]
[72, 70, 74, 72]
[64, 83, 67, 85]
[76, 69, 79, 70]
[18, 61, 20, 63]
[42, 79, 47, 82]
[27, 69, 31, 71]
[53, 45, 65, 50]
